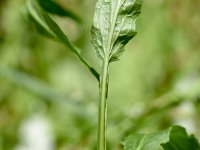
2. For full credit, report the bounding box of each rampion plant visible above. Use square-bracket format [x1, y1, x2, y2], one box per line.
[26, 0, 200, 150]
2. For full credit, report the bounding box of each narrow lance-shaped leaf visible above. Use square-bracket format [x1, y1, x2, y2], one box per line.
[27, 0, 70, 42]
[37, 0, 82, 23]
[92, 0, 142, 63]
[26, 0, 100, 81]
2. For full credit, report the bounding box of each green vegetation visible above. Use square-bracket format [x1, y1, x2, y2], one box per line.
[0, 0, 200, 150]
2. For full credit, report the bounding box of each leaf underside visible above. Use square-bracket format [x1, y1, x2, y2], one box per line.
[92, 0, 142, 63]
[122, 125, 200, 150]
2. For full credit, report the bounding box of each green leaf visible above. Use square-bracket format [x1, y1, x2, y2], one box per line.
[26, 0, 100, 81]
[91, 0, 142, 62]
[27, 0, 67, 41]
[162, 126, 200, 150]
[27, 0, 83, 51]
[122, 126, 200, 150]
[37, 0, 82, 23]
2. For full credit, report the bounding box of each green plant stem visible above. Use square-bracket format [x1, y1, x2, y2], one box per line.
[98, 58, 109, 150]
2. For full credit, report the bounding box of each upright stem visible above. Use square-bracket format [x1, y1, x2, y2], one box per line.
[98, 58, 109, 150]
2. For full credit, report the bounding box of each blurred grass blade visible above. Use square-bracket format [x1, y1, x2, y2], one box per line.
[122, 126, 200, 150]
[26, 0, 100, 81]
[0, 66, 67, 102]
[0, 66, 95, 118]
[38, 0, 82, 23]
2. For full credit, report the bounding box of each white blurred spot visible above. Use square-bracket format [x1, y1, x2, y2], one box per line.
[15, 115, 54, 150]
[173, 101, 196, 133]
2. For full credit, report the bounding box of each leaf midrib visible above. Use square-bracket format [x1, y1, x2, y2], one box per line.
[135, 134, 148, 150]
[109, 12, 127, 59]
[105, 0, 124, 59]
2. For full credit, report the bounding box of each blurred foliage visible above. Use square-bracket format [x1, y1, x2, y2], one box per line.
[0, 0, 200, 150]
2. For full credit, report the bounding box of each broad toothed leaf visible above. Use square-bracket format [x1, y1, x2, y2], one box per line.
[91, 0, 142, 62]
[122, 126, 200, 150]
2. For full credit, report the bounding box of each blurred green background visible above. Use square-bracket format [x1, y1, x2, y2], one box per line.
[0, 0, 200, 150]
